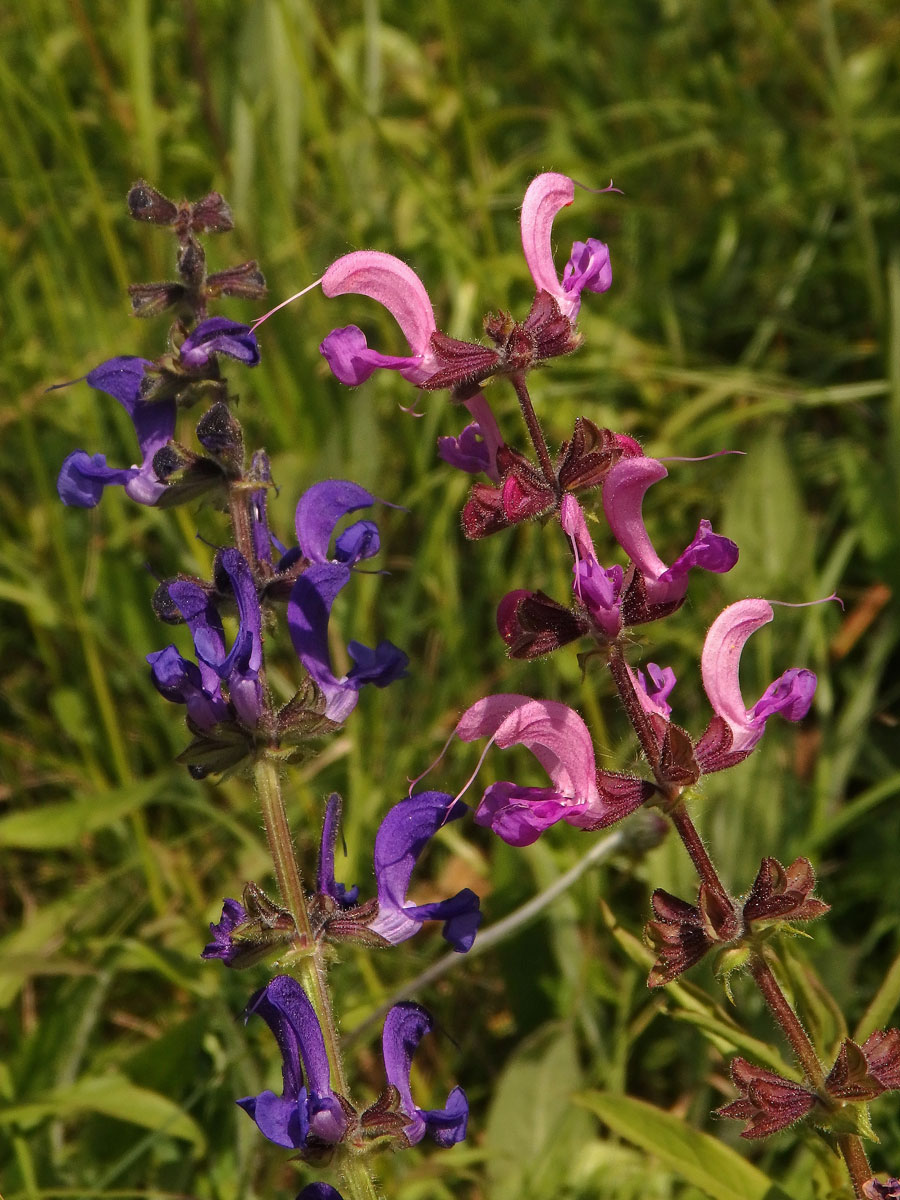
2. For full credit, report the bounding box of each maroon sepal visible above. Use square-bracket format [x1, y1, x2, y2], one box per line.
[827, 1030, 900, 1100]
[716, 1057, 818, 1139]
[693, 714, 753, 774]
[619, 568, 685, 628]
[645, 883, 739, 987]
[461, 445, 557, 539]
[645, 889, 715, 987]
[128, 181, 234, 237]
[499, 448, 558, 521]
[309, 894, 391, 949]
[591, 772, 657, 826]
[557, 418, 633, 492]
[422, 331, 502, 392]
[423, 290, 581, 393]
[658, 720, 702, 787]
[518, 288, 583, 361]
[743, 857, 829, 929]
[497, 589, 589, 659]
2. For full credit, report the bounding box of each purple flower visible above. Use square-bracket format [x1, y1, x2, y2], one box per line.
[559, 494, 625, 640]
[369, 793, 481, 952]
[628, 663, 678, 719]
[318, 792, 481, 952]
[296, 1187, 344, 1200]
[698, 599, 817, 760]
[437, 422, 495, 476]
[287, 481, 408, 722]
[319, 251, 503, 479]
[57, 356, 175, 507]
[864, 1180, 900, 1200]
[238, 976, 348, 1151]
[382, 1002, 469, 1147]
[603, 456, 738, 613]
[455, 694, 650, 847]
[520, 173, 612, 321]
[240, 978, 468, 1154]
[201, 898, 248, 966]
[179, 317, 260, 368]
[148, 548, 264, 730]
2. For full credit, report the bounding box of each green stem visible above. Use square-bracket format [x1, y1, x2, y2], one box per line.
[251, 758, 347, 1095]
[252, 757, 384, 1197]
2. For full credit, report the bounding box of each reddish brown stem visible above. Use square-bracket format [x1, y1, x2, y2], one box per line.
[509, 371, 556, 489]
[749, 953, 826, 1089]
[607, 643, 662, 773]
[837, 1133, 872, 1199]
[667, 803, 733, 908]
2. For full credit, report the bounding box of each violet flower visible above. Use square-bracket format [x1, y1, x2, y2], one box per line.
[381, 1002, 469, 1147]
[318, 251, 503, 481]
[698, 599, 817, 761]
[57, 356, 174, 507]
[287, 480, 408, 722]
[318, 792, 481, 952]
[864, 1180, 900, 1200]
[520, 172, 613, 321]
[628, 663, 678, 720]
[201, 898, 249, 966]
[148, 547, 263, 730]
[178, 317, 260, 369]
[437, 422, 495, 476]
[603, 456, 739, 613]
[560, 494, 625, 640]
[296, 1187, 344, 1200]
[455, 694, 649, 846]
[240, 978, 468, 1153]
[238, 976, 348, 1151]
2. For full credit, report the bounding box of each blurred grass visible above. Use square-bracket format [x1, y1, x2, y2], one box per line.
[1, 0, 899, 1196]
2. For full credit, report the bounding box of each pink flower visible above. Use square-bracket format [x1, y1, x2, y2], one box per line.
[319, 251, 502, 480]
[520, 173, 613, 321]
[603, 456, 738, 613]
[455, 693, 649, 846]
[699, 599, 816, 758]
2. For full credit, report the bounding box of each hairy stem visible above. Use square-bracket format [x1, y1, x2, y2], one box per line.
[667, 803, 732, 910]
[749, 953, 826, 1090]
[607, 643, 662, 773]
[510, 371, 556, 488]
[837, 1132, 873, 1199]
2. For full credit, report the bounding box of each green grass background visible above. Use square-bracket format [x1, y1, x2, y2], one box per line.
[2, 1, 899, 1197]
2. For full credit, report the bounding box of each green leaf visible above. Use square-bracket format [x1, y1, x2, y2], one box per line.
[577, 1092, 792, 1200]
[0, 1071, 206, 1154]
[0, 776, 169, 849]
[484, 1023, 593, 1200]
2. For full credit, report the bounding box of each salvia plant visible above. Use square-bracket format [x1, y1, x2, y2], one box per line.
[53, 176, 898, 1200]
